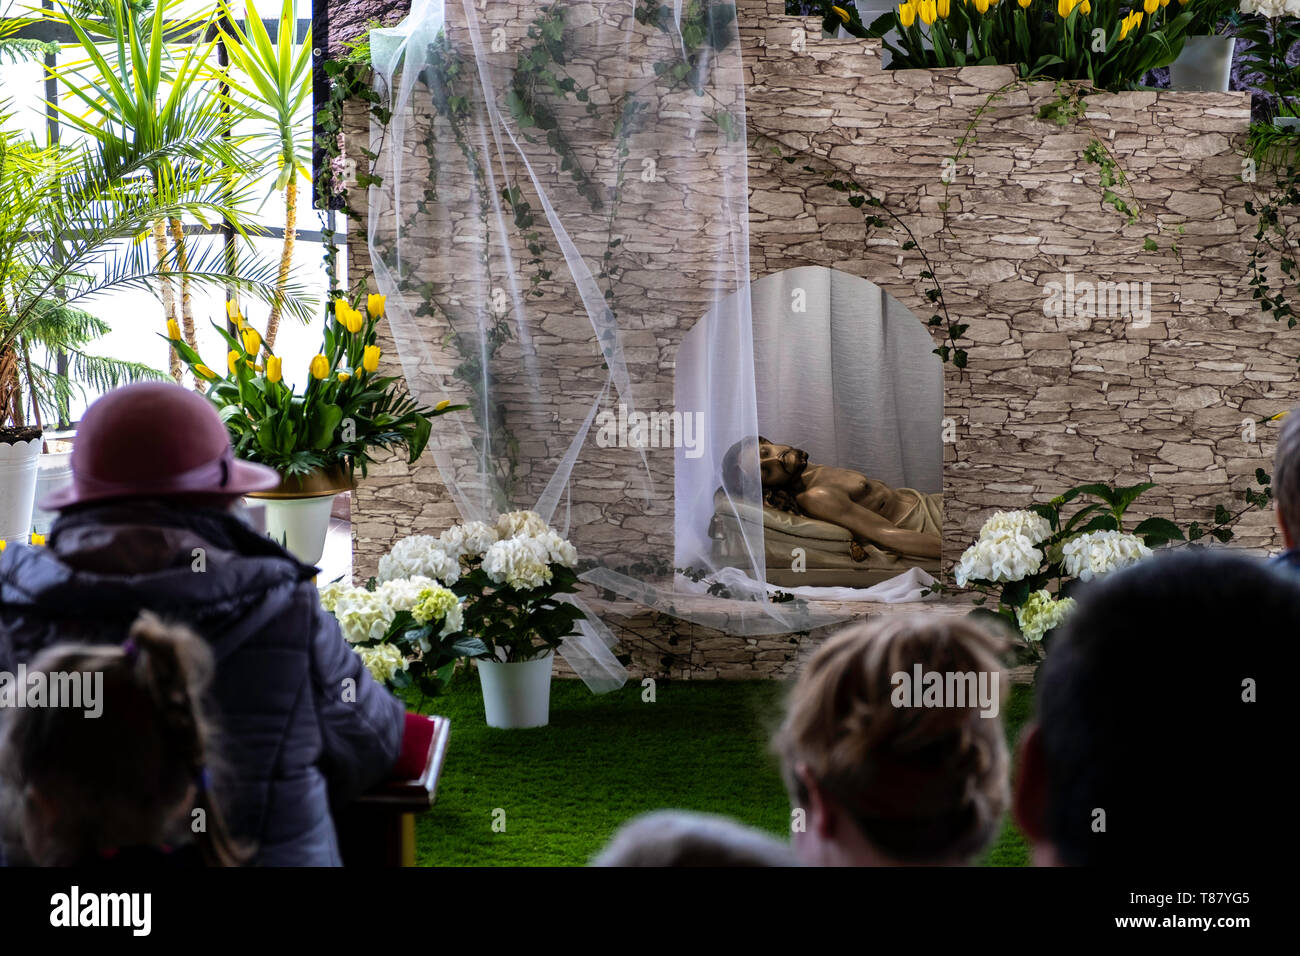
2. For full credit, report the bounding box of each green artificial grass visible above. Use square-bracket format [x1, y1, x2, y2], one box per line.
[412, 673, 1034, 867]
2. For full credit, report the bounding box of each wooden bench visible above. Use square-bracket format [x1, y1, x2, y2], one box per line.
[337, 715, 451, 867]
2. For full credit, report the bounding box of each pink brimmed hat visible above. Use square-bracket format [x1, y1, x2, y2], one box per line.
[41, 382, 281, 511]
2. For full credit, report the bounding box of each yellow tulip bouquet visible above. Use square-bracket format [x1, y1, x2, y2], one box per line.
[165, 295, 465, 482]
[868, 0, 1194, 87]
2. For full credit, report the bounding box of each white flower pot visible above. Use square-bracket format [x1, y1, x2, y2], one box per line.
[1169, 36, 1236, 93]
[259, 494, 337, 565]
[0, 437, 42, 544]
[476, 652, 554, 729]
[31, 444, 74, 535]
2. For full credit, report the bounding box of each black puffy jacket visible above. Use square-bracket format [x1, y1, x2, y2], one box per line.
[0, 500, 404, 866]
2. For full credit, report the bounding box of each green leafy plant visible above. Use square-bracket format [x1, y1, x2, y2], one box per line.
[164, 293, 465, 479]
[949, 472, 1275, 659]
[216, 0, 314, 349]
[0, 100, 289, 438]
[320, 577, 487, 704]
[869, 0, 1194, 88]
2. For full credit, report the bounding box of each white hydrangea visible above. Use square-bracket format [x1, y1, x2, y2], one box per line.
[495, 510, 550, 539]
[977, 510, 1053, 545]
[412, 584, 465, 637]
[528, 528, 579, 568]
[482, 535, 554, 590]
[355, 643, 408, 685]
[1061, 530, 1152, 582]
[1240, 0, 1300, 18]
[378, 535, 460, 585]
[1015, 590, 1077, 643]
[332, 588, 395, 644]
[376, 575, 441, 613]
[954, 533, 1044, 587]
[317, 580, 351, 614]
[439, 520, 500, 561]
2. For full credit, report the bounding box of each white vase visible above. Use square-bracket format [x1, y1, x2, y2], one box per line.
[476, 652, 554, 729]
[31, 444, 74, 535]
[1169, 36, 1236, 93]
[0, 436, 42, 544]
[259, 494, 337, 565]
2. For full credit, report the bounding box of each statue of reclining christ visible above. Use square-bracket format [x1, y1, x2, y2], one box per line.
[721, 437, 941, 560]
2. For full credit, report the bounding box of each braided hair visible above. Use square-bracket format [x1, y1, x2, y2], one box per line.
[0, 612, 248, 866]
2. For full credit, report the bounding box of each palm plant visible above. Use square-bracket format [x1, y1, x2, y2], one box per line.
[48, 0, 267, 381]
[0, 99, 310, 437]
[0, 2, 57, 64]
[12, 294, 166, 428]
[216, 0, 312, 350]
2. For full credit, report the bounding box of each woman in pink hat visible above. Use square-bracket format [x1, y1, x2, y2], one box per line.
[0, 382, 404, 866]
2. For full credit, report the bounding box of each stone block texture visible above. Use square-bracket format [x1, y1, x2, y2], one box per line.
[343, 0, 1295, 679]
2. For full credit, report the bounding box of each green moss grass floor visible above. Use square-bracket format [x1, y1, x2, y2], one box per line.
[412, 675, 1033, 867]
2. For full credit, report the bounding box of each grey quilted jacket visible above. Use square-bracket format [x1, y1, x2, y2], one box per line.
[0, 499, 403, 866]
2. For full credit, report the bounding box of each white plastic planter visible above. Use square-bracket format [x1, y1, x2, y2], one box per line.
[31, 443, 74, 535]
[260, 494, 337, 566]
[0, 437, 42, 544]
[1169, 36, 1236, 93]
[476, 652, 554, 729]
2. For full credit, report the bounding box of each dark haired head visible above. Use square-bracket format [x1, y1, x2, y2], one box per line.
[721, 435, 765, 497]
[1020, 549, 1293, 867]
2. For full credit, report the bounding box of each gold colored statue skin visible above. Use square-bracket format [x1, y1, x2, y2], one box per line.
[756, 439, 941, 560]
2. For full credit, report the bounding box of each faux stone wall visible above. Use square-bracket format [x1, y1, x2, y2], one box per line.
[345, 0, 1295, 679]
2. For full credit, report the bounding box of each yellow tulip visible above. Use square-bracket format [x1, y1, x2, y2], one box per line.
[362, 345, 381, 373]
[1081, 0, 1090, 12]
[919, 0, 937, 23]
[337, 371, 351, 383]
[1120, 9, 1142, 38]
[367, 293, 386, 318]
[227, 349, 241, 375]
[938, 0, 950, 15]
[0, 539, 5, 553]
[309, 354, 330, 380]
[1057, 0, 1071, 15]
[1018, 0, 1031, 7]
[974, 0, 989, 12]
[831, 5, 850, 22]
[167, 319, 181, 340]
[898, 1, 916, 27]
[336, 301, 364, 334]
[1143, 0, 1157, 12]
[241, 327, 261, 355]
[194, 364, 218, 381]
[1159, 0, 1169, 6]
[435, 399, 451, 412]
[266, 355, 283, 383]
[30, 533, 44, 546]
[225, 299, 240, 321]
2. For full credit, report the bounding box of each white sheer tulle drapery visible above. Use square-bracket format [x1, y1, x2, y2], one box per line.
[366, 0, 852, 665]
[749, 266, 943, 494]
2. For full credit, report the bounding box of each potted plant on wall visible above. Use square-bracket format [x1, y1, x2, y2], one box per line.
[1236, 0, 1300, 127]
[167, 294, 464, 564]
[1169, 0, 1239, 91]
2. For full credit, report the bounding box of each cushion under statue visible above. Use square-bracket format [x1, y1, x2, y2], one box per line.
[709, 437, 942, 589]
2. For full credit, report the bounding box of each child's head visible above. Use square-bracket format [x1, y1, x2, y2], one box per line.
[773, 615, 1009, 866]
[0, 611, 244, 865]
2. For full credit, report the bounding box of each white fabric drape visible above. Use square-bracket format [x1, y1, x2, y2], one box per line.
[365, 2, 923, 662]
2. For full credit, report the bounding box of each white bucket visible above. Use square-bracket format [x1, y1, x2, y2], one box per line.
[259, 493, 337, 565]
[31, 448, 73, 535]
[1169, 36, 1235, 93]
[476, 652, 554, 729]
[0, 437, 42, 544]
